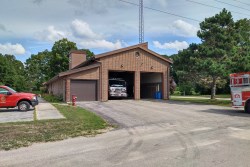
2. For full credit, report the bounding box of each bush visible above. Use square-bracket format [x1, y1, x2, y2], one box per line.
[42, 94, 63, 103]
[173, 87, 181, 95]
[40, 86, 47, 93]
[178, 84, 196, 95]
[30, 91, 41, 95]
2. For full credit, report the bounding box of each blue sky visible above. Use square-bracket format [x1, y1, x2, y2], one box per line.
[0, 0, 249, 63]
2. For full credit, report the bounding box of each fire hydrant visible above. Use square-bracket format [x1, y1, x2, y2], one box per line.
[72, 95, 77, 106]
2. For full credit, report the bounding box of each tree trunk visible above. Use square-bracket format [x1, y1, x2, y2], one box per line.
[211, 77, 216, 99]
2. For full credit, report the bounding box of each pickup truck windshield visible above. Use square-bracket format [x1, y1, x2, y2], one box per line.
[6, 86, 17, 93]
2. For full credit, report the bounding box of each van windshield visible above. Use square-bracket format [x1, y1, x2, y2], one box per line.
[109, 80, 126, 87]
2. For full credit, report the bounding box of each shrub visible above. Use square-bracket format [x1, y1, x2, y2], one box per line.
[42, 94, 63, 103]
[40, 86, 47, 93]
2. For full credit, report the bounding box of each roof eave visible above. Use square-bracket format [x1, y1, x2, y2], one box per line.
[43, 75, 59, 85]
[59, 63, 101, 77]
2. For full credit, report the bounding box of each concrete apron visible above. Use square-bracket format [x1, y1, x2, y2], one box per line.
[36, 98, 65, 120]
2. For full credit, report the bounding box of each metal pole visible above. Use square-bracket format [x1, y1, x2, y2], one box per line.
[139, 0, 144, 43]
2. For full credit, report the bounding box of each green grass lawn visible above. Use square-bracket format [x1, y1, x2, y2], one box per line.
[170, 96, 231, 107]
[200, 94, 231, 98]
[0, 104, 110, 151]
[172, 94, 231, 98]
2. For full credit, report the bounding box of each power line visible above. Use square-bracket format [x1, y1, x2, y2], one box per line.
[214, 0, 250, 12]
[187, 0, 221, 10]
[187, 0, 250, 17]
[232, 0, 250, 6]
[118, 0, 201, 22]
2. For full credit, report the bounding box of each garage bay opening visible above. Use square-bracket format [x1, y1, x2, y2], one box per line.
[109, 71, 134, 100]
[140, 72, 163, 99]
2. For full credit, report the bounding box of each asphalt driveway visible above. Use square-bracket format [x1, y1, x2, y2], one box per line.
[1, 100, 250, 167]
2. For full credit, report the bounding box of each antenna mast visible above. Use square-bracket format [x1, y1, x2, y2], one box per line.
[139, 0, 144, 43]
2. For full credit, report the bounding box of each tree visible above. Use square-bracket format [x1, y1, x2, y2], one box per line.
[24, 39, 95, 90]
[79, 49, 95, 60]
[196, 9, 235, 99]
[0, 54, 28, 91]
[171, 43, 200, 95]
[0, 38, 95, 91]
[48, 38, 77, 78]
[228, 18, 250, 72]
[25, 50, 51, 91]
[172, 9, 249, 98]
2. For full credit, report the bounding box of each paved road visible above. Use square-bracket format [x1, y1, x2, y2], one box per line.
[1, 100, 250, 167]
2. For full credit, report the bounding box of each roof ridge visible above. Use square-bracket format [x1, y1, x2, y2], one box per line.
[95, 42, 172, 64]
[95, 42, 148, 58]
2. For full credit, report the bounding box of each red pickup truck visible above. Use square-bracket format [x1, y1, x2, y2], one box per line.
[0, 86, 39, 111]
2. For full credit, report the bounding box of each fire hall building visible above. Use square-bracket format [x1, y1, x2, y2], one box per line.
[45, 43, 173, 102]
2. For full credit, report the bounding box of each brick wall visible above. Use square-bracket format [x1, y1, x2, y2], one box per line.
[68, 67, 99, 80]
[65, 79, 70, 102]
[98, 48, 170, 101]
[65, 67, 99, 102]
[48, 67, 100, 102]
[47, 46, 171, 102]
[48, 78, 64, 98]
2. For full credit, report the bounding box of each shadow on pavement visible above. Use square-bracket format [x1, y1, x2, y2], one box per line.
[0, 108, 34, 112]
[199, 108, 250, 117]
[143, 99, 250, 117]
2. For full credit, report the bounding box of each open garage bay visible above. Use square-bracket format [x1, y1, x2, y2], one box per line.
[141, 72, 162, 99]
[109, 71, 134, 99]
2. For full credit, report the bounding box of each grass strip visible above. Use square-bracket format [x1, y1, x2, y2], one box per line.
[172, 94, 231, 98]
[33, 107, 37, 121]
[171, 97, 231, 107]
[0, 104, 109, 151]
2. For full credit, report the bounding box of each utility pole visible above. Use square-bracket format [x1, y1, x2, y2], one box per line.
[139, 0, 144, 43]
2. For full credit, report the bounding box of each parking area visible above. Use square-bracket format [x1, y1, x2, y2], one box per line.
[73, 100, 250, 166]
[77, 100, 247, 128]
[0, 98, 64, 123]
[0, 108, 34, 123]
[1, 100, 250, 167]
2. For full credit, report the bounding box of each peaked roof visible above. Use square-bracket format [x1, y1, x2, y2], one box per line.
[95, 42, 173, 64]
[44, 63, 100, 85]
[44, 42, 172, 85]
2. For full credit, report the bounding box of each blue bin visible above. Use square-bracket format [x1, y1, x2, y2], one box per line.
[154, 91, 162, 99]
[157, 91, 162, 99]
[154, 92, 157, 99]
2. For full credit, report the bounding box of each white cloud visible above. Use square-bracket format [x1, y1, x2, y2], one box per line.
[172, 20, 199, 37]
[34, 26, 67, 41]
[71, 19, 101, 39]
[72, 19, 122, 50]
[80, 40, 122, 50]
[153, 40, 189, 51]
[0, 43, 25, 55]
[34, 19, 123, 51]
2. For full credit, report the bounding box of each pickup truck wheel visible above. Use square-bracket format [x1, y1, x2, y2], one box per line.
[18, 101, 30, 111]
[245, 100, 250, 113]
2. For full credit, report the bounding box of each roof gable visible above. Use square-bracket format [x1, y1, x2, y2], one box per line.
[95, 42, 172, 64]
